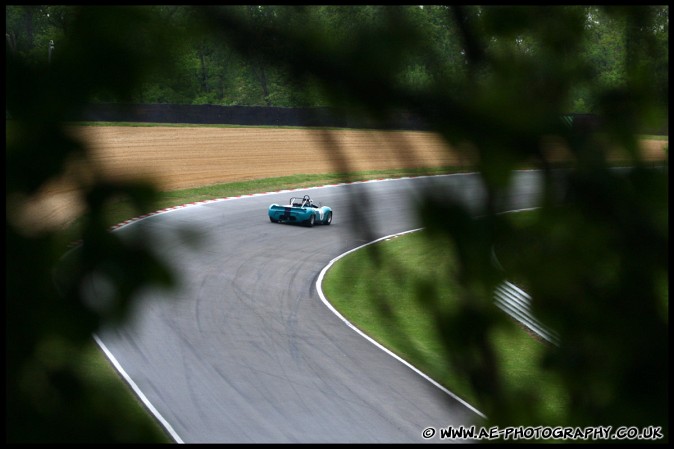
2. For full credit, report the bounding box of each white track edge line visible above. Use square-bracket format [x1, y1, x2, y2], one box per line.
[92, 334, 185, 444]
[315, 228, 488, 420]
[314, 203, 555, 421]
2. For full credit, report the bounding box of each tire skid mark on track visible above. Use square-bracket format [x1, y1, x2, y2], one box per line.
[93, 173, 544, 442]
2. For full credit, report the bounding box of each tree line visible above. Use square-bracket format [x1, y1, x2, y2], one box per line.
[6, 5, 668, 114]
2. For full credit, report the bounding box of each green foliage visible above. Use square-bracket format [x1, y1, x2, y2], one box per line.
[7, 5, 667, 112]
[323, 231, 569, 424]
[192, 3, 668, 438]
[5, 4, 669, 443]
[6, 6, 181, 443]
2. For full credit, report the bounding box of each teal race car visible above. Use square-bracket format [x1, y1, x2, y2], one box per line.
[268, 195, 332, 227]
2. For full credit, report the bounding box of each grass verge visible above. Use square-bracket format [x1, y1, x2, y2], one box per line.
[78, 340, 173, 442]
[321, 226, 568, 424]
[63, 166, 467, 242]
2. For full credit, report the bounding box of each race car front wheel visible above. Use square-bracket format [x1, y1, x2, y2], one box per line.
[324, 212, 332, 225]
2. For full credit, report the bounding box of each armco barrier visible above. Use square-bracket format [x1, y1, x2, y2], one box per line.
[494, 281, 560, 346]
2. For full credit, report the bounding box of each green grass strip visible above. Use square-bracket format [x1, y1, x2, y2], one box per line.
[64, 167, 466, 242]
[321, 229, 568, 423]
[77, 340, 172, 441]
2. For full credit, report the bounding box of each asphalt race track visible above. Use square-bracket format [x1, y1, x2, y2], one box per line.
[93, 171, 544, 443]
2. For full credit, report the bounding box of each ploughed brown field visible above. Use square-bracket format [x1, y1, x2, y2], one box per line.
[14, 126, 668, 231]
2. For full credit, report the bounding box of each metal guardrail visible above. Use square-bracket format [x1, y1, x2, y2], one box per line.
[494, 281, 561, 346]
[489, 214, 560, 347]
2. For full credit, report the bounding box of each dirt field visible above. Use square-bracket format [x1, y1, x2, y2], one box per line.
[74, 126, 467, 190]
[15, 126, 668, 232]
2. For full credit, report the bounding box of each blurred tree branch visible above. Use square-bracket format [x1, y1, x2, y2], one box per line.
[192, 5, 668, 436]
[6, 4, 668, 442]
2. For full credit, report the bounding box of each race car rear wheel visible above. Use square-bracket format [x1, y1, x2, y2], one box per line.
[306, 214, 315, 227]
[270, 217, 278, 223]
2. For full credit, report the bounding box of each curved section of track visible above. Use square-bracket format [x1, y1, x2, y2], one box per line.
[96, 171, 544, 443]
